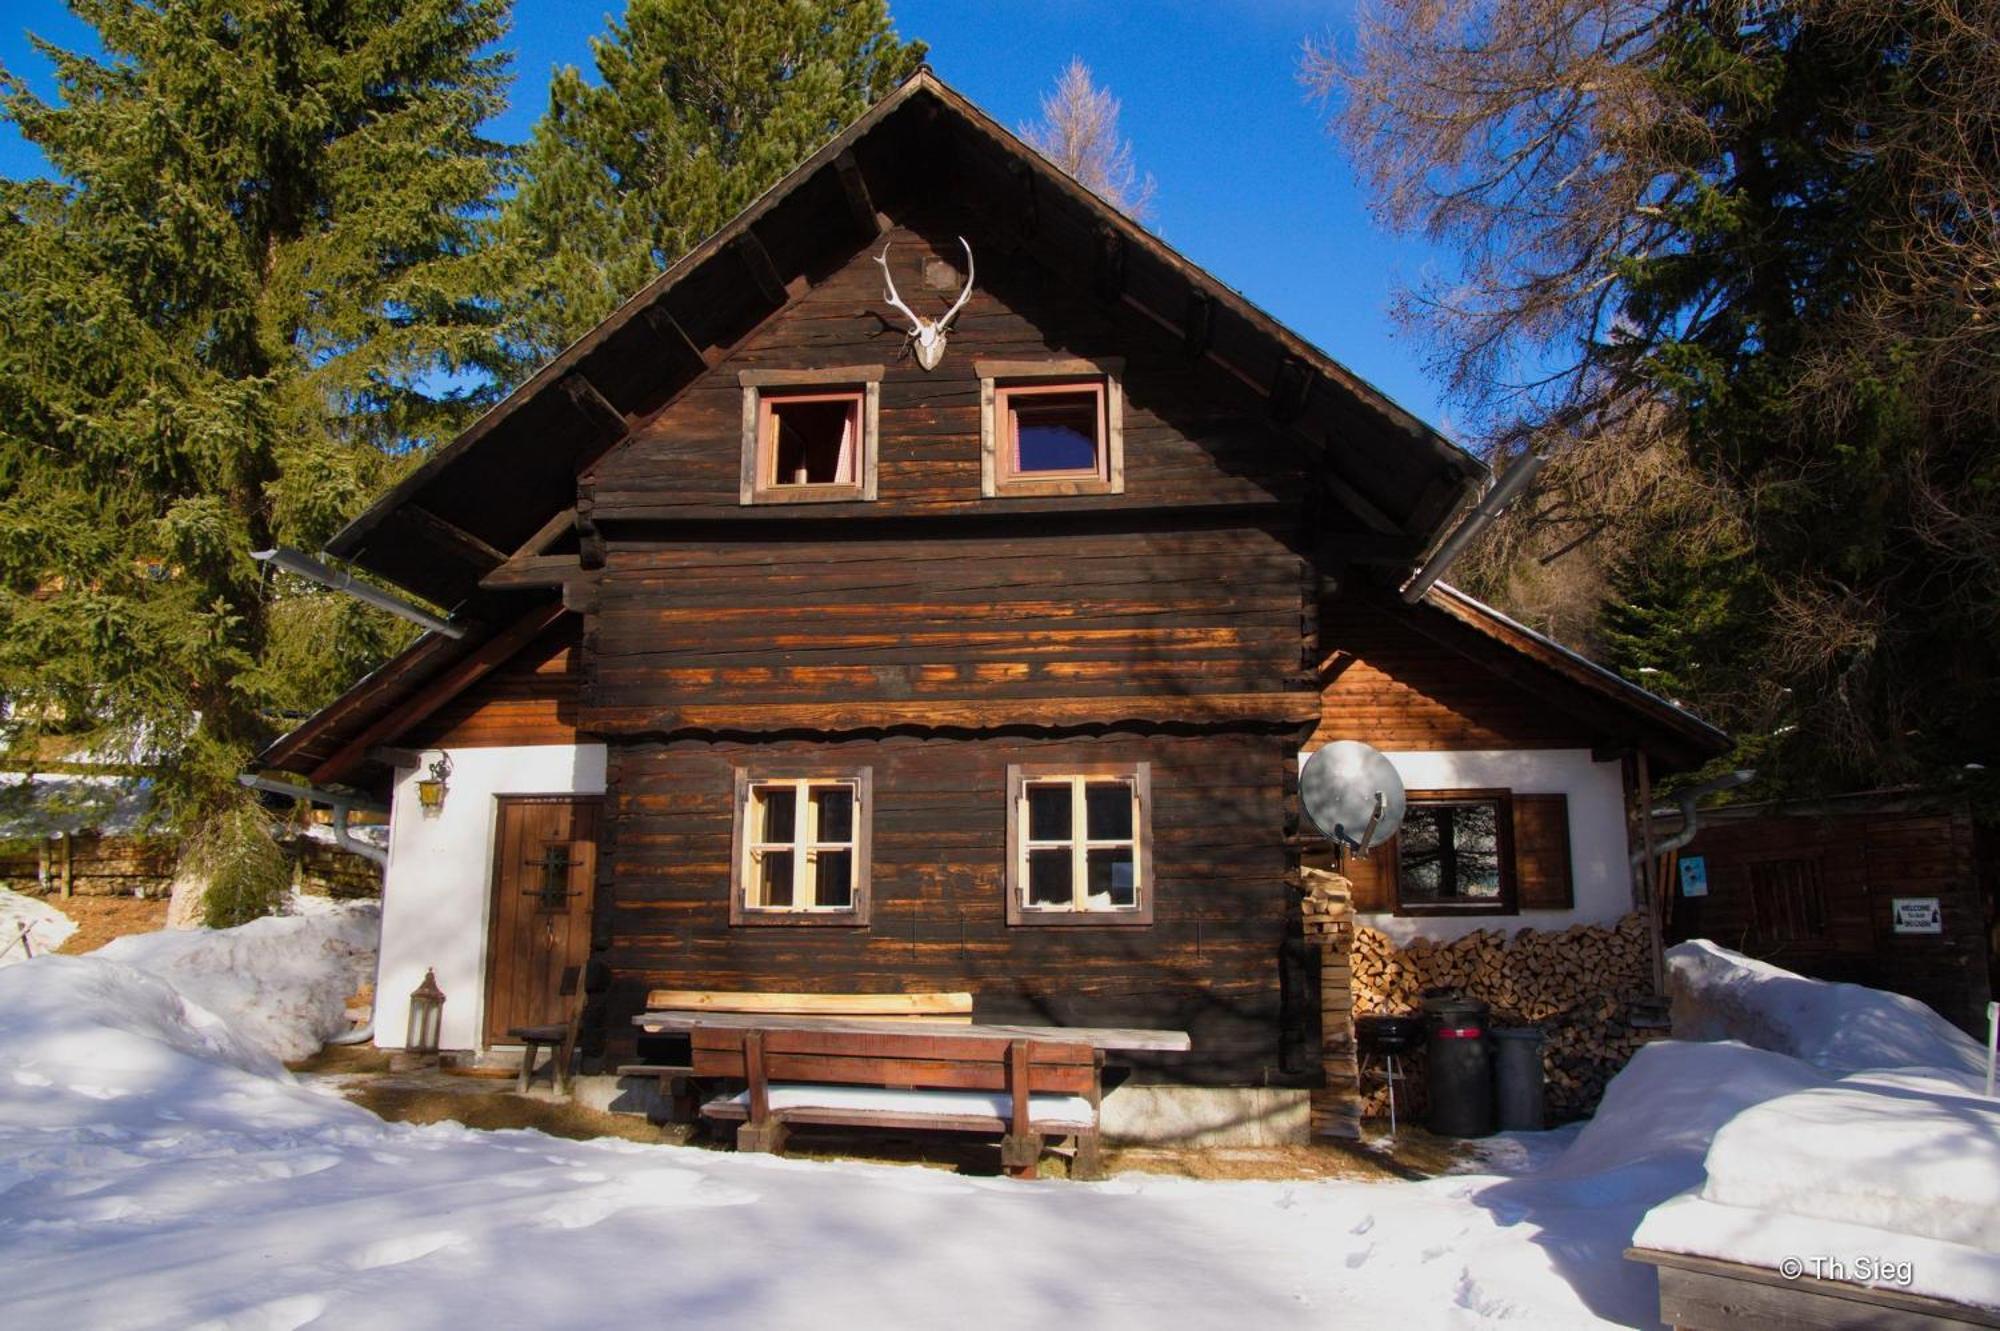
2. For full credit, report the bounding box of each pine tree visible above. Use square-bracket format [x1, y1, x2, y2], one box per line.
[0, 0, 513, 922]
[495, 0, 925, 378]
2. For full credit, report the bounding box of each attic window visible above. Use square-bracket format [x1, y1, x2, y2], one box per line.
[739, 368, 882, 505]
[978, 358, 1124, 498]
[765, 393, 858, 486]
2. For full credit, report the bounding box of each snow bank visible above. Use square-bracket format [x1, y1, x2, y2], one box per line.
[0, 887, 76, 965]
[93, 900, 379, 1061]
[1632, 942, 2000, 1310]
[1668, 938, 1986, 1088]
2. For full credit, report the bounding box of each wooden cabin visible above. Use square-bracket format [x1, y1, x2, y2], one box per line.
[257, 71, 1728, 1139]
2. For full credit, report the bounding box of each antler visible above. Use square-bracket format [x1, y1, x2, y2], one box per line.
[937, 236, 976, 331]
[873, 243, 923, 329]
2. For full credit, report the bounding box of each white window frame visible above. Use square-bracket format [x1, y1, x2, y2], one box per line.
[1006, 763, 1153, 926]
[730, 768, 871, 925]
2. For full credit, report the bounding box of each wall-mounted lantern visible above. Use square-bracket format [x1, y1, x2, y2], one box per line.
[415, 751, 452, 816]
[406, 967, 445, 1054]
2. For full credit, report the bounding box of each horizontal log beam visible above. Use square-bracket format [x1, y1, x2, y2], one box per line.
[580, 692, 1321, 738]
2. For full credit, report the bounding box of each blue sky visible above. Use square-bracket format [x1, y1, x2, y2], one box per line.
[0, 0, 1455, 433]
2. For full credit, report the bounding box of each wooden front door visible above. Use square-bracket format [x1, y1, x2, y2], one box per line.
[485, 796, 600, 1046]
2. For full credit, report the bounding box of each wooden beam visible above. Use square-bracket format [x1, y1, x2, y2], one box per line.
[307, 601, 570, 784]
[833, 150, 883, 237]
[735, 231, 789, 307]
[1093, 223, 1127, 302]
[1270, 356, 1315, 423]
[401, 504, 507, 568]
[478, 554, 579, 591]
[559, 372, 627, 446]
[641, 304, 715, 370]
[581, 692, 1322, 738]
[1005, 157, 1039, 237]
[1182, 289, 1214, 358]
[511, 507, 576, 561]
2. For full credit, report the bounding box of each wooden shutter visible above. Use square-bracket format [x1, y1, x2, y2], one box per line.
[1340, 838, 1398, 912]
[1513, 794, 1573, 909]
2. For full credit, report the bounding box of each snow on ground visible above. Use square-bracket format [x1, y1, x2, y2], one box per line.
[0, 927, 1990, 1329]
[0, 886, 77, 965]
[1636, 941, 2000, 1310]
[91, 900, 379, 1061]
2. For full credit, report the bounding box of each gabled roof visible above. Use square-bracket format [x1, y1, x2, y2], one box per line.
[322, 68, 1485, 610]
[1422, 582, 1731, 770]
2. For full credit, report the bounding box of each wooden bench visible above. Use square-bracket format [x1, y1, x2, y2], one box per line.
[617, 990, 974, 1122]
[633, 1009, 1191, 1179]
[691, 1021, 1105, 1179]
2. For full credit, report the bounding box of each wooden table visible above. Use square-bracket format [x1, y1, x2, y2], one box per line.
[632, 1009, 1191, 1177]
[632, 1009, 1192, 1053]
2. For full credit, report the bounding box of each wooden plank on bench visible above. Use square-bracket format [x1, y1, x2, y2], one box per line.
[644, 990, 973, 1018]
[692, 1026, 1095, 1064]
[635, 1011, 1191, 1053]
[692, 1046, 1098, 1095]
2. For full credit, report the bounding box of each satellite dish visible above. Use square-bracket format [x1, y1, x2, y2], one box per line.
[1300, 741, 1406, 855]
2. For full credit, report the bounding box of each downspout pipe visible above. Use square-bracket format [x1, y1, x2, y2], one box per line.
[1401, 450, 1550, 604]
[1629, 769, 1757, 869]
[237, 773, 390, 869]
[252, 547, 465, 639]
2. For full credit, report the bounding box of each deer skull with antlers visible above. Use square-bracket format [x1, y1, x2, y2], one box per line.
[875, 237, 975, 371]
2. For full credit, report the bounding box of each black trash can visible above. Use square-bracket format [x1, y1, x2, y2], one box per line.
[1423, 993, 1493, 1137]
[1491, 1026, 1546, 1131]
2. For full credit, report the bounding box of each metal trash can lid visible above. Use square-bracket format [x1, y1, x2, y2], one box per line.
[1490, 1026, 1544, 1042]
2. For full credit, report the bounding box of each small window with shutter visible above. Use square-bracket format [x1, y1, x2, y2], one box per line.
[1338, 788, 1573, 918]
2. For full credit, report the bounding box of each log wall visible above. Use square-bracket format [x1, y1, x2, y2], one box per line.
[597, 729, 1311, 1085]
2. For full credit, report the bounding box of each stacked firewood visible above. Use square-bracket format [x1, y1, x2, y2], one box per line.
[1350, 914, 1662, 1120]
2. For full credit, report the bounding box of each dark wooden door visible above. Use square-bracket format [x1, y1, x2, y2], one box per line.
[485, 796, 600, 1046]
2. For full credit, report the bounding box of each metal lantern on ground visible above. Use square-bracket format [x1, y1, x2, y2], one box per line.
[406, 968, 445, 1053]
[415, 751, 452, 815]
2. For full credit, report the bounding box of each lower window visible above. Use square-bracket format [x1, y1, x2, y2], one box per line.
[1006, 763, 1153, 926]
[1394, 791, 1516, 914]
[731, 768, 872, 925]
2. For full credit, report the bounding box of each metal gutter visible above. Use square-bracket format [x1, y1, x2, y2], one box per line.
[237, 773, 390, 869]
[1401, 450, 1548, 603]
[253, 547, 464, 638]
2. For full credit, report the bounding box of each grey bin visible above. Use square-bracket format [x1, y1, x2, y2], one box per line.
[1422, 994, 1493, 1138]
[1492, 1026, 1546, 1131]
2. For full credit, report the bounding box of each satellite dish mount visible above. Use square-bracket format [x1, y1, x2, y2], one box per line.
[1299, 741, 1407, 861]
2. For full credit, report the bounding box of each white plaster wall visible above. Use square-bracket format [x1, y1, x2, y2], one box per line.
[1307, 748, 1635, 945]
[374, 744, 606, 1050]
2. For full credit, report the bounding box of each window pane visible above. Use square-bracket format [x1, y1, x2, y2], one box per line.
[813, 785, 853, 844]
[1086, 848, 1136, 909]
[758, 787, 796, 843]
[769, 398, 855, 486]
[758, 851, 794, 908]
[1399, 803, 1502, 904]
[1084, 782, 1133, 841]
[1026, 848, 1072, 906]
[1011, 392, 1100, 472]
[814, 850, 853, 908]
[1026, 784, 1071, 842]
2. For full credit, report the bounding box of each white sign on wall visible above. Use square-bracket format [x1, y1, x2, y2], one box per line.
[1891, 897, 1943, 935]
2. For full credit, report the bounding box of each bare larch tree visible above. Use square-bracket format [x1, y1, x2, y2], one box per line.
[1021, 58, 1157, 221]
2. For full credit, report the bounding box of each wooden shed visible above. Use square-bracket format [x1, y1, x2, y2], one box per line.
[1665, 792, 1996, 1034]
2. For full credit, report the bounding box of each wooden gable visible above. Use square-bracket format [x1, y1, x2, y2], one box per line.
[319, 70, 1483, 613]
